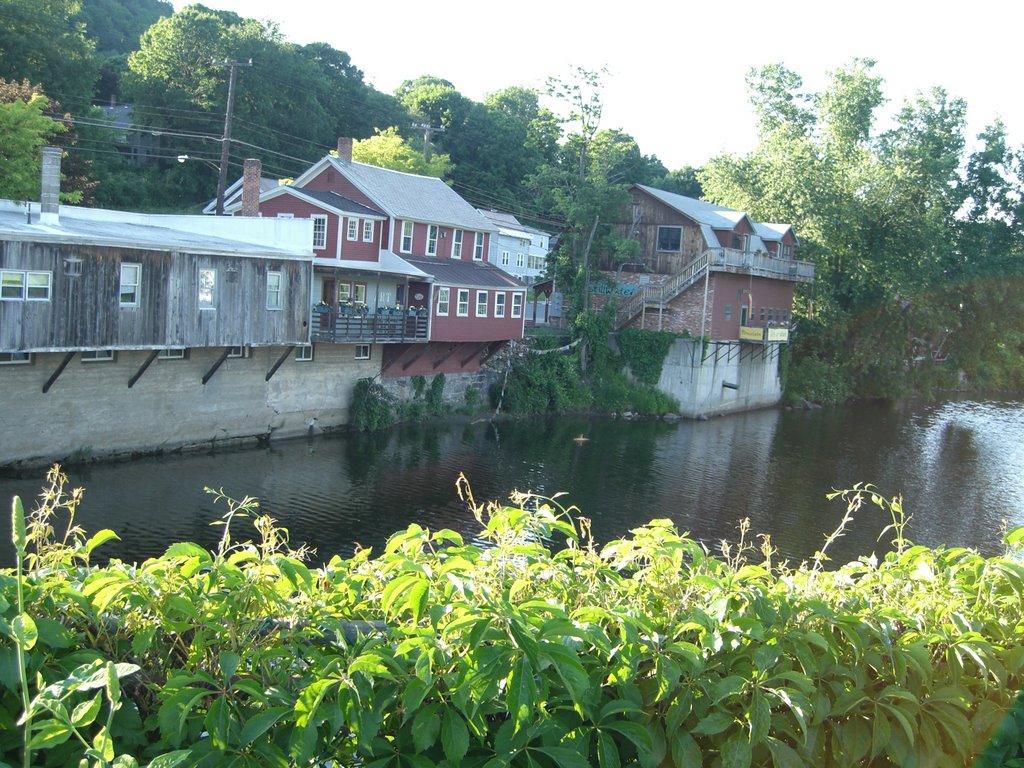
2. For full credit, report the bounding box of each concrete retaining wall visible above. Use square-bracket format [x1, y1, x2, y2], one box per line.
[0, 345, 378, 467]
[658, 338, 783, 418]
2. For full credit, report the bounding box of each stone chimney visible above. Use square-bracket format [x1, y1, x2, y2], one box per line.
[40, 145, 61, 225]
[336, 137, 353, 162]
[240, 158, 261, 217]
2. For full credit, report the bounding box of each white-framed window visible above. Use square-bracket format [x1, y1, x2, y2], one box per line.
[495, 292, 506, 318]
[452, 229, 463, 258]
[158, 348, 187, 360]
[656, 226, 682, 252]
[355, 344, 371, 360]
[511, 292, 523, 318]
[426, 224, 438, 256]
[516, 253, 524, 268]
[401, 221, 414, 253]
[436, 287, 450, 316]
[312, 215, 328, 250]
[352, 283, 367, 304]
[457, 289, 470, 317]
[724, 304, 732, 321]
[0, 352, 31, 365]
[82, 350, 115, 362]
[227, 346, 248, 359]
[501, 250, 509, 266]
[1, 270, 52, 301]
[529, 254, 545, 270]
[473, 232, 484, 261]
[120, 263, 140, 307]
[266, 271, 283, 310]
[295, 344, 313, 362]
[198, 269, 217, 309]
[475, 290, 488, 317]
[362, 220, 374, 242]
[346, 218, 358, 241]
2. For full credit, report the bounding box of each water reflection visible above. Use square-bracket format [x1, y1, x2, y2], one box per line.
[1, 396, 1021, 569]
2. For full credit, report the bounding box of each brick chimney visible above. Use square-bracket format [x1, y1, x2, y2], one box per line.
[336, 137, 353, 162]
[40, 145, 61, 224]
[240, 158, 261, 217]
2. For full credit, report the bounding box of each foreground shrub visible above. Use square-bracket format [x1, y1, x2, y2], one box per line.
[3, 469, 1024, 766]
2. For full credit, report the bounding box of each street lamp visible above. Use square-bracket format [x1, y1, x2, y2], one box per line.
[176, 154, 220, 172]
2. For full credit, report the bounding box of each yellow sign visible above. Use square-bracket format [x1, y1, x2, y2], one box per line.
[739, 326, 764, 342]
[766, 328, 790, 343]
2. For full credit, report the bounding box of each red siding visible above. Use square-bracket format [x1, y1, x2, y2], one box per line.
[302, 167, 378, 209]
[339, 216, 379, 262]
[430, 286, 525, 342]
[709, 273, 794, 340]
[260, 196, 340, 259]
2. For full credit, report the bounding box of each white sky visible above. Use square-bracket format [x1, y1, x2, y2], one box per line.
[172, 0, 1023, 170]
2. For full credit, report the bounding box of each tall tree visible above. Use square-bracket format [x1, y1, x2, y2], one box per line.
[352, 127, 451, 177]
[0, 0, 98, 110]
[0, 80, 65, 201]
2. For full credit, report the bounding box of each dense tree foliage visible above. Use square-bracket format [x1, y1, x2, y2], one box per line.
[352, 127, 452, 177]
[0, 85, 64, 201]
[75, 0, 172, 54]
[701, 60, 1024, 400]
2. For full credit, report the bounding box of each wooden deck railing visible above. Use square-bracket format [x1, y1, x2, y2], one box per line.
[310, 309, 429, 344]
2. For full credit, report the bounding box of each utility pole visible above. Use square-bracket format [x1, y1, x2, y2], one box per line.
[412, 122, 445, 162]
[214, 59, 251, 215]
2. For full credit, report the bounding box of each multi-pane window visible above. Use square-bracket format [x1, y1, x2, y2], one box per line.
[452, 229, 463, 258]
[158, 348, 186, 360]
[266, 271, 283, 310]
[516, 253, 525, 267]
[511, 292, 523, 318]
[426, 225, 438, 256]
[355, 344, 371, 360]
[473, 232, 484, 261]
[198, 268, 217, 309]
[401, 221, 414, 253]
[1, 270, 51, 301]
[312, 215, 328, 249]
[346, 219, 358, 240]
[725, 304, 732, 320]
[656, 226, 682, 252]
[436, 287, 450, 316]
[81, 350, 115, 362]
[295, 344, 313, 361]
[352, 283, 367, 304]
[362, 220, 374, 242]
[501, 251, 509, 266]
[495, 292, 506, 318]
[529, 254, 545, 270]
[475, 290, 488, 317]
[457, 289, 470, 316]
[0, 352, 31, 364]
[120, 263, 140, 307]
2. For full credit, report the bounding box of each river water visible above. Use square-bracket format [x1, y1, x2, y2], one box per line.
[1, 396, 1022, 569]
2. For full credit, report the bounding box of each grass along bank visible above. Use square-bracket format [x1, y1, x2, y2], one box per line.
[3, 468, 1024, 767]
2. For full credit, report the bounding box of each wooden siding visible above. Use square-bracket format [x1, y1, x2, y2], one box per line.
[430, 287, 525, 342]
[615, 197, 706, 274]
[1, 240, 311, 352]
[303, 168, 378, 210]
[709, 273, 794, 340]
[261, 196, 340, 260]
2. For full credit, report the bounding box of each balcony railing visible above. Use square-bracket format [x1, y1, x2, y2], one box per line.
[710, 248, 815, 283]
[310, 307, 429, 344]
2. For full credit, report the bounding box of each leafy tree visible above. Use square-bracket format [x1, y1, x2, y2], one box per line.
[352, 127, 451, 177]
[0, 83, 65, 200]
[75, 0, 172, 54]
[0, 0, 98, 110]
[655, 165, 704, 198]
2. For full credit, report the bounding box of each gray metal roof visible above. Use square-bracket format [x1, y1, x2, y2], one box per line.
[287, 188, 385, 217]
[403, 256, 524, 289]
[316, 250, 431, 279]
[328, 157, 496, 231]
[0, 201, 312, 260]
[635, 185, 741, 230]
[754, 222, 796, 242]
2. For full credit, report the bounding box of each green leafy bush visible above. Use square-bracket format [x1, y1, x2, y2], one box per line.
[350, 377, 395, 431]
[4, 470, 1024, 767]
[617, 328, 677, 387]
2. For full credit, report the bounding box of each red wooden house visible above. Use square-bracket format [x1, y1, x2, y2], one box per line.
[610, 185, 814, 343]
[229, 139, 527, 376]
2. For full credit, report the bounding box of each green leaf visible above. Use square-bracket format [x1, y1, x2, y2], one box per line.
[749, 688, 771, 745]
[27, 721, 71, 749]
[164, 542, 211, 561]
[598, 730, 621, 768]
[720, 732, 752, 768]
[692, 710, 734, 735]
[506, 656, 536, 732]
[93, 725, 115, 762]
[220, 651, 240, 682]
[411, 703, 441, 753]
[532, 746, 593, 768]
[85, 529, 120, 555]
[240, 706, 289, 747]
[670, 730, 701, 768]
[72, 693, 103, 728]
[441, 709, 470, 763]
[408, 578, 429, 624]
[602, 721, 654, 755]
[765, 736, 803, 768]
[144, 750, 192, 768]
[12, 613, 37, 651]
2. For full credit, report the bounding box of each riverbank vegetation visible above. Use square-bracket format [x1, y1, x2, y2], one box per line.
[4, 467, 1024, 766]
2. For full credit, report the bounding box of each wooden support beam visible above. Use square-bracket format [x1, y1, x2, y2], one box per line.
[432, 344, 460, 370]
[400, 346, 429, 371]
[265, 346, 295, 382]
[202, 347, 233, 385]
[128, 349, 160, 389]
[460, 343, 487, 367]
[42, 351, 75, 393]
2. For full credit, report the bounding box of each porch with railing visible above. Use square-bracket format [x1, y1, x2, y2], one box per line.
[310, 306, 429, 344]
[613, 248, 815, 328]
